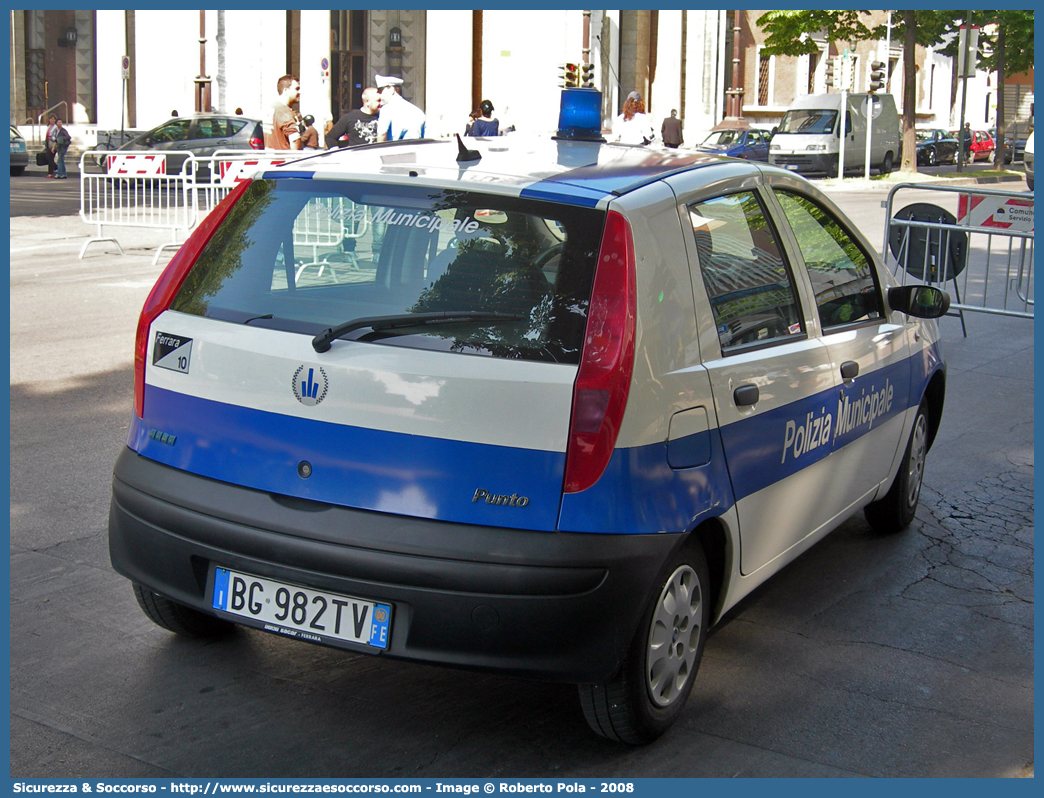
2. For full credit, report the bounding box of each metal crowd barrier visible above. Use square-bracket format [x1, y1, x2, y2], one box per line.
[882, 183, 1034, 332]
[79, 150, 198, 264]
[77, 149, 317, 264]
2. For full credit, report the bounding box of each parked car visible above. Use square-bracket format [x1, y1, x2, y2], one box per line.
[954, 129, 995, 162]
[109, 129, 950, 744]
[695, 127, 772, 161]
[987, 128, 1026, 163]
[915, 129, 960, 166]
[1025, 131, 1034, 191]
[10, 125, 29, 176]
[107, 114, 264, 176]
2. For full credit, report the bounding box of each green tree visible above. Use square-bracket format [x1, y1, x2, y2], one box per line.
[973, 11, 1035, 166]
[757, 10, 885, 56]
[757, 10, 964, 174]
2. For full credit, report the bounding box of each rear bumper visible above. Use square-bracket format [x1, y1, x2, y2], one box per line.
[109, 448, 683, 682]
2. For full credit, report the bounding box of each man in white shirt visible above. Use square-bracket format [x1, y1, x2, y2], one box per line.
[375, 74, 426, 142]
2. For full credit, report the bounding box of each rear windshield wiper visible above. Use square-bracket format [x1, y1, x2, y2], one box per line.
[312, 311, 524, 353]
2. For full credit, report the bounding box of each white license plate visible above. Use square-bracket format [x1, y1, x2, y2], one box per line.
[212, 567, 391, 650]
[785, 164, 800, 171]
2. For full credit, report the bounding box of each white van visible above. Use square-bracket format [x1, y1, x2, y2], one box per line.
[770, 92, 900, 176]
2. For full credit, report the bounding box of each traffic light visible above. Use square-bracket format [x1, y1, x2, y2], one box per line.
[824, 59, 835, 89]
[868, 60, 886, 93]
[559, 63, 579, 88]
[580, 62, 595, 88]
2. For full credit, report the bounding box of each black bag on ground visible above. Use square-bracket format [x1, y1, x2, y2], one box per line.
[36, 150, 49, 166]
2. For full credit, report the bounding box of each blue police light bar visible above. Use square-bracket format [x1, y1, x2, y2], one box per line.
[554, 88, 605, 142]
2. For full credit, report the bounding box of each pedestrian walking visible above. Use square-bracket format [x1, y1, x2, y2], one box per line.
[44, 114, 59, 177]
[326, 87, 381, 148]
[661, 109, 683, 149]
[469, 100, 500, 137]
[375, 74, 426, 142]
[53, 119, 72, 179]
[267, 74, 303, 150]
[613, 91, 655, 145]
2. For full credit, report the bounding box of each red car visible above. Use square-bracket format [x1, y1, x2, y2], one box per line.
[954, 129, 996, 162]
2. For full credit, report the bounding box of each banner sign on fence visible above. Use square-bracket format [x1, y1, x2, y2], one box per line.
[106, 153, 167, 176]
[958, 193, 1034, 233]
[220, 158, 289, 185]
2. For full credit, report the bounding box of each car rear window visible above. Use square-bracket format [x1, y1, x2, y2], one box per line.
[171, 178, 605, 364]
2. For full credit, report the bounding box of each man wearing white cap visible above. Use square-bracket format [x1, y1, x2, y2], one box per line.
[375, 74, 426, 142]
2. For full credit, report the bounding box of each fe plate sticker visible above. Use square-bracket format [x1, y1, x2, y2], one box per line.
[153, 332, 192, 373]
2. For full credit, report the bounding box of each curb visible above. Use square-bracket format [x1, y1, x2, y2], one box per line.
[820, 173, 1029, 192]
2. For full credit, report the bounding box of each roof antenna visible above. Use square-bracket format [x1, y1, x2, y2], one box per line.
[455, 134, 481, 162]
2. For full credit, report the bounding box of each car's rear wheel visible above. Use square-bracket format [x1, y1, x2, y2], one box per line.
[880, 151, 894, 175]
[133, 583, 236, 638]
[11, 166, 25, 177]
[865, 401, 929, 533]
[579, 541, 710, 744]
[926, 148, 937, 166]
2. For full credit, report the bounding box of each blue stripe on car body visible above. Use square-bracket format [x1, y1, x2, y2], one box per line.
[132, 350, 940, 537]
[130, 386, 566, 532]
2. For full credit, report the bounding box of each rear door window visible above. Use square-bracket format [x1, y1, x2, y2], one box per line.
[195, 118, 248, 139]
[687, 191, 804, 352]
[773, 190, 882, 329]
[171, 179, 604, 364]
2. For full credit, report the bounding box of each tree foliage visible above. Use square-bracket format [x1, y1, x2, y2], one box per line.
[756, 10, 884, 57]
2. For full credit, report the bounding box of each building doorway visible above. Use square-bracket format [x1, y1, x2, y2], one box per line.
[331, 10, 367, 120]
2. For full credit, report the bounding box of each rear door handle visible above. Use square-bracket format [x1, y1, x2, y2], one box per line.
[734, 384, 760, 406]
[840, 361, 859, 380]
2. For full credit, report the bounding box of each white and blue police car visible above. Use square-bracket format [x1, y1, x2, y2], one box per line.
[109, 92, 949, 744]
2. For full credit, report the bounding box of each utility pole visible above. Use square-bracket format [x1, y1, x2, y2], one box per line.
[195, 10, 211, 113]
[956, 13, 976, 174]
[727, 10, 744, 117]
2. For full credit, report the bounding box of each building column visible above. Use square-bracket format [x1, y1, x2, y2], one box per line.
[653, 10, 683, 132]
[425, 10, 471, 138]
[10, 11, 28, 125]
[299, 10, 332, 131]
[94, 10, 125, 128]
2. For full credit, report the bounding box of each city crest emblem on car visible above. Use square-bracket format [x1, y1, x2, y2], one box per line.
[292, 365, 329, 406]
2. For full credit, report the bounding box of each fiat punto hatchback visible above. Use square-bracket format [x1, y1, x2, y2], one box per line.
[109, 130, 949, 744]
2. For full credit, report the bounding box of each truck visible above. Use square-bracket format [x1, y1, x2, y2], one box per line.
[769, 92, 900, 177]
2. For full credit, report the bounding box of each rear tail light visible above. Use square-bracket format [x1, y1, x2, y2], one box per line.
[134, 178, 253, 418]
[563, 210, 637, 494]
[249, 136, 265, 150]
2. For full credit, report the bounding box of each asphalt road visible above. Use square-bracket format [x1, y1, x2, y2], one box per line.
[8, 176, 1034, 778]
[9, 167, 82, 217]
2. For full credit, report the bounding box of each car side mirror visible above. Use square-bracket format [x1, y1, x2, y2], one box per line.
[770, 126, 778, 137]
[888, 285, 950, 319]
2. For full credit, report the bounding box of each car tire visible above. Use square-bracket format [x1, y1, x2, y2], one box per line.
[578, 541, 710, 744]
[926, 148, 937, 167]
[864, 401, 930, 533]
[879, 151, 894, 175]
[133, 583, 236, 638]
[10, 166, 25, 177]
